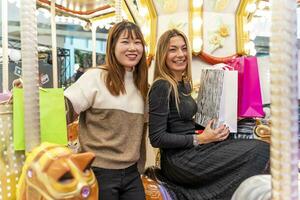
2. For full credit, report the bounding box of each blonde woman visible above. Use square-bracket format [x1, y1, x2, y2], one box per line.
[148, 29, 269, 200]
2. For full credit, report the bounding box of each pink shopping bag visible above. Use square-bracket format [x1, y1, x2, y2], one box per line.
[227, 56, 264, 118]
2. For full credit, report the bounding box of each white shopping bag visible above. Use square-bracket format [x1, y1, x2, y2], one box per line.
[195, 68, 238, 132]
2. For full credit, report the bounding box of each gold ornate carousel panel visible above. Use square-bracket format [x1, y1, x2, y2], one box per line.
[152, 0, 189, 38]
[189, 0, 260, 63]
[202, 0, 240, 57]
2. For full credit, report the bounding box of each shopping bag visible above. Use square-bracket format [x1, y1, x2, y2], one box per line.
[0, 101, 25, 200]
[195, 68, 238, 132]
[227, 56, 264, 118]
[13, 88, 68, 150]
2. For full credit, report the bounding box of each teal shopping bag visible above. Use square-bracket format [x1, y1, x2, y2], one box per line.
[13, 88, 68, 150]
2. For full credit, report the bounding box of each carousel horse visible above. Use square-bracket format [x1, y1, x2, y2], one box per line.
[17, 143, 98, 200]
[254, 119, 271, 144]
[67, 120, 80, 153]
[142, 167, 173, 200]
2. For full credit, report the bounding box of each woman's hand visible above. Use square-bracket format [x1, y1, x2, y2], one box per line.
[197, 120, 230, 144]
[12, 78, 23, 88]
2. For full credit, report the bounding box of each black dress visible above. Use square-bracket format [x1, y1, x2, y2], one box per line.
[148, 80, 270, 200]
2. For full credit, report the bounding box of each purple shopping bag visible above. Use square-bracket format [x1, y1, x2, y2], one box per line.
[227, 56, 264, 118]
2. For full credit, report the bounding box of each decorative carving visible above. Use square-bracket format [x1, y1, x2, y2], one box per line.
[17, 143, 98, 200]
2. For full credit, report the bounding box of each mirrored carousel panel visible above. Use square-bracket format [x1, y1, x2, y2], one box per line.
[202, 0, 240, 57]
[189, 0, 261, 63]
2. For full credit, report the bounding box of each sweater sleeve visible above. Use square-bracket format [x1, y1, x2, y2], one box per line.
[148, 80, 194, 149]
[64, 69, 99, 114]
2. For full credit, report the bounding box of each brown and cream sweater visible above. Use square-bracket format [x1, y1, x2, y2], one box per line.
[64, 68, 145, 169]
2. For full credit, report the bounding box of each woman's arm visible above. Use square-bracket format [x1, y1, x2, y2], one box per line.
[65, 97, 79, 124]
[148, 80, 194, 149]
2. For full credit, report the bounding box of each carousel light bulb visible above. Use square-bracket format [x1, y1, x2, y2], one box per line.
[145, 45, 149, 55]
[244, 41, 255, 53]
[73, 18, 80, 25]
[142, 25, 150, 37]
[254, 9, 264, 17]
[55, 16, 60, 23]
[140, 7, 148, 17]
[43, 9, 51, 19]
[258, 1, 267, 10]
[99, 24, 104, 29]
[249, 32, 257, 40]
[67, 17, 73, 24]
[62, 0, 67, 8]
[80, 21, 86, 26]
[81, 5, 87, 12]
[193, 0, 203, 9]
[244, 21, 254, 32]
[246, 3, 257, 13]
[244, 42, 250, 51]
[61, 16, 67, 23]
[105, 24, 110, 30]
[75, 4, 80, 12]
[122, 11, 128, 20]
[68, 3, 74, 11]
[248, 41, 255, 49]
[193, 37, 202, 53]
[193, 16, 202, 33]
[16, 0, 20, 8]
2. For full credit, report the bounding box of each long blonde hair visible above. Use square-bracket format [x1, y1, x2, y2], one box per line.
[103, 21, 148, 101]
[153, 29, 193, 110]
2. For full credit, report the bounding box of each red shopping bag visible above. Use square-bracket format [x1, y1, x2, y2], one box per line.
[227, 56, 264, 118]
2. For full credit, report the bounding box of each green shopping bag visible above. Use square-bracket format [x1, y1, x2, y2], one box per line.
[13, 88, 68, 150]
